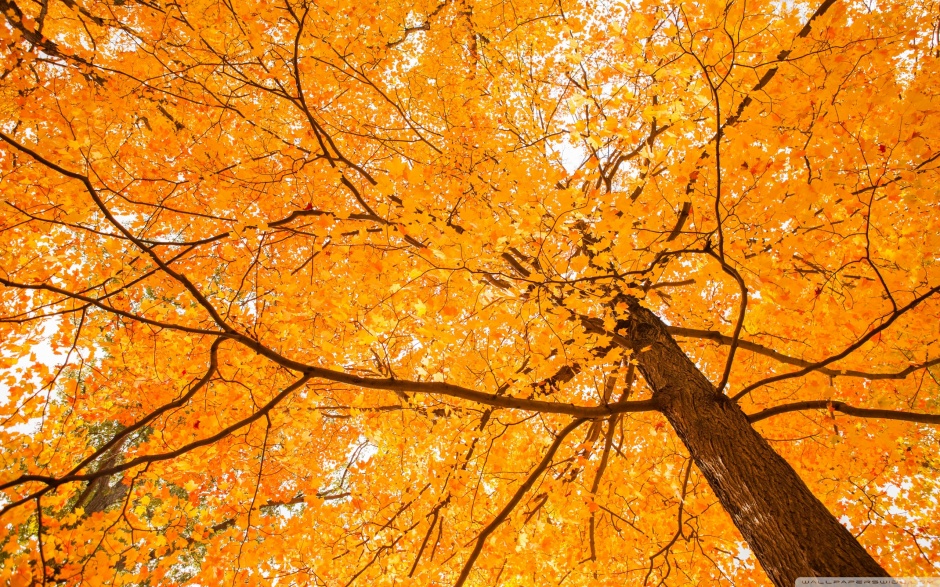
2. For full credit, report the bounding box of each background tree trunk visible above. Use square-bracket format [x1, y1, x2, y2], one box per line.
[623, 298, 889, 586]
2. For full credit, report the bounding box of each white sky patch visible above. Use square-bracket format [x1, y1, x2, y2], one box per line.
[0, 316, 67, 434]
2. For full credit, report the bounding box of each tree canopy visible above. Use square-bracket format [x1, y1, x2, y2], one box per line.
[1, 0, 939, 584]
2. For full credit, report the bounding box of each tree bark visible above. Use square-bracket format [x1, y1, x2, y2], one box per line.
[621, 298, 889, 586]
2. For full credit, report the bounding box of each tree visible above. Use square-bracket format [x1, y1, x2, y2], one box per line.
[1, 0, 939, 583]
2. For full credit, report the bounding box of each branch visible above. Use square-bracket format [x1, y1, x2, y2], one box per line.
[588, 406, 622, 561]
[707, 250, 748, 395]
[298, 368, 659, 419]
[62, 338, 223, 481]
[387, 22, 430, 47]
[226, 331, 658, 418]
[0, 131, 236, 333]
[0, 375, 313, 511]
[0, 278, 221, 336]
[0, 350, 657, 512]
[747, 400, 940, 425]
[2, 250, 656, 425]
[453, 418, 587, 587]
[666, 202, 692, 241]
[731, 284, 940, 401]
[643, 458, 694, 586]
[667, 327, 940, 381]
[675, 0, 842, 200]
[717, 0, 838, 133]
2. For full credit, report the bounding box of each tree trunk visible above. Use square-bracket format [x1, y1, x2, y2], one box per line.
[622, 298, 889, 586]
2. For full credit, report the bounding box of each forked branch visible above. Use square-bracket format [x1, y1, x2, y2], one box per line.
[453, 418, 587, 587]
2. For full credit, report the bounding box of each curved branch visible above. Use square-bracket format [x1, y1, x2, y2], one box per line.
[62, 338, 223, 480]
[0, 131, 236, 333]
[0, 375, 313, 509]
[668, 327, 940, 381]
[708, 251, 748, 395]
[731, 284, 940, 402]
[453, 418, 587, 587]
[747, 400, 940, 425]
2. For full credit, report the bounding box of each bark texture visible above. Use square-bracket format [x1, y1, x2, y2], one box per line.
[622, 298, 889, 586]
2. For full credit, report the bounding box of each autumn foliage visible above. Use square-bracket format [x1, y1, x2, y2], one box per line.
[1, 0, 939, 584]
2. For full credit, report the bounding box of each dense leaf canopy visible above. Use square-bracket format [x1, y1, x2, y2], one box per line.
[1, 0, 939, 584]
